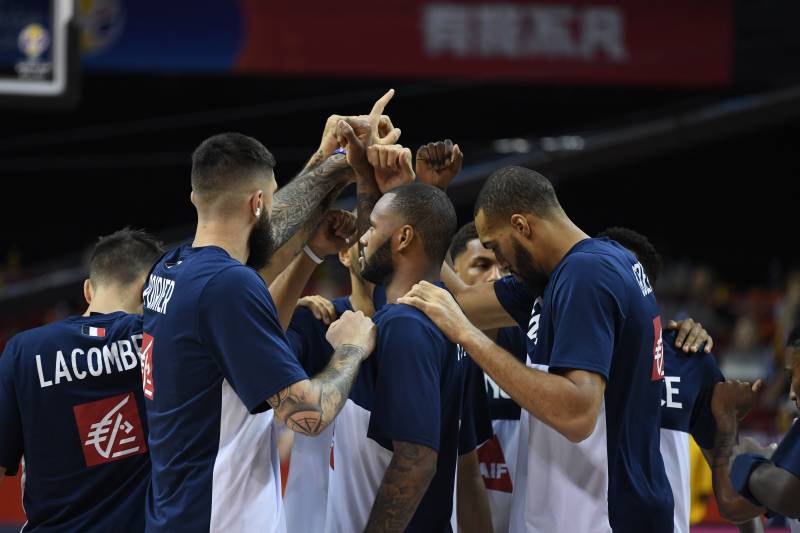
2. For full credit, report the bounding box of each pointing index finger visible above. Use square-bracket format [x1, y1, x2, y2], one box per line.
[370, 89, 395, 121]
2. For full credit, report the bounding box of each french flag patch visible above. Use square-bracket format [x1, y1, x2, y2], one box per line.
[82, 325, 106, 337]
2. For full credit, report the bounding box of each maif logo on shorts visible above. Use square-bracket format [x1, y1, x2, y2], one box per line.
[73, 392, 147, 467]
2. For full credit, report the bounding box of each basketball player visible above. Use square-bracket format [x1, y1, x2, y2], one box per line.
[142, 132, 376, 532]
[0, 228, 163, 532]
[598, 226, 765, 533]
[401, 166, 676, 532]
[713, 325, 800, 530]
[448, 221, 528, 533]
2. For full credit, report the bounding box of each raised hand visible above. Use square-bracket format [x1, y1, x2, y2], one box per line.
[326, 310, 377, 358]
[367, 144, 415, 194]
[666, 318, 713, 353]
[415, 139, 463, 191]
[307, 209, 357, 258]
[334, 89, 396, 178]
[335, 116, 373, 178]
[711, 379, 763, 430]
[319, 113, 400, 160]
[298, 295, 337, 325]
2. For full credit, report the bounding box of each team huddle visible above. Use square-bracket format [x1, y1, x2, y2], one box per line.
[1, 90, 798, 533]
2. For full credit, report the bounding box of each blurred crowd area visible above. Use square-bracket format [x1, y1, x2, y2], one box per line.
[657, 261, 799, 437]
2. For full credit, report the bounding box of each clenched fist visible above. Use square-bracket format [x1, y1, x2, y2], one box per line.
[711, 379, 763, 430]
[415, 139, 463, 191]
[307, 210, 357, 258]
[326, 310, 377, 359]
[367, 143, 415, 194]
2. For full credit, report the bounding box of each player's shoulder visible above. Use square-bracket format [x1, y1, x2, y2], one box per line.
[289, 305, 325, 334]
[376, 303, 442, 336]
[202, 263, 267, 302]
[562, 238, 633, 270]
[554, 239, 630, 289]
[159, 245, 244, 278]
[662, 330, 721, 378]
[4, 321, 60, 353]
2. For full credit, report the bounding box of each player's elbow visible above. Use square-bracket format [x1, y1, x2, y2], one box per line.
[715, 497, 760, 524]
[561, 414, 598, 443]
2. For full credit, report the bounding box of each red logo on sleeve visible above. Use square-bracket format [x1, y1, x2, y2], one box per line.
[141, 332, 154, 400]
[73, 392, 147, 467]
[651, 316, 664, 381]
[477, 435, 513, 493]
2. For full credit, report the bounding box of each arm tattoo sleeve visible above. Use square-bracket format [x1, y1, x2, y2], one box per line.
[301, 148, 327, 174]
[270, 153, 350, 250]
[267, 344, 364, 436]
[365, 441, 437, 533]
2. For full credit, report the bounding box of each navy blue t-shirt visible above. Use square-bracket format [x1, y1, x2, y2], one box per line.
[0, 312, 149, 532]
[459, 353, 493, 452]
[495, 238, 674, 533]
[142, 245, 308, 532]
[366, 301, 470, 532]
[773, 419, 800, 478]
[287, 291, 489, 458]
[482, 326, 529, 421]
[660, 331, 724, 449]
[492, 275, 542, 358]
[286, 296, 353, 377]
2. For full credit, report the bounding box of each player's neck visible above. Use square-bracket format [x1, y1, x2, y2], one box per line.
[192, 221, 249, 265]
[542, 216, 590, 274]
[84, 288, 140, 316]
[385, 262, 440, 305]
[348, 273, 375, 316]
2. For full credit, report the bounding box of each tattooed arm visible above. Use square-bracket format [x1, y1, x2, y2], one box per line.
[269, 210, 356, 330]
[267, 310, 376, 435]
[364, 441, 438, 533]
[260, 170, 350, 285]
[710, 380, 767, 523]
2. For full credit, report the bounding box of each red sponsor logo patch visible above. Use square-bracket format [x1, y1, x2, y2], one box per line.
[651, 316, 664, 381]
[141, 332, 154, 400]
[73, 392, 147, 467]
[477, 435, 512, 493]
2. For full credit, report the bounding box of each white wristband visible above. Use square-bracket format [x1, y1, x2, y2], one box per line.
[303, 244, 324, 264]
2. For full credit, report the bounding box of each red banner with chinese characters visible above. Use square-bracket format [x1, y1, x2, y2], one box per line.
[237, 0, 731, 86]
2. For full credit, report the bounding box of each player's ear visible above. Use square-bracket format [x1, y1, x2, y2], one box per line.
[510, 214, 532, 239]
[250, 191, 263, 219]
[396, 225, 414, 252]
[338, 248, 351, 268]
[83, 279, 93, 305]
[190, 190, 196, 207]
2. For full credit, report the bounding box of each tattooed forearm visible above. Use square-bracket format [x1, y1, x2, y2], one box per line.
[356, 170, 381, 246]
[267, 344, 364, 436]
[708, 419, 766, 522]
[270, 153, 350, 250]
[712, 421, 736, 469]
[301, 148, 327, 174]
[365, 441, 437, 533]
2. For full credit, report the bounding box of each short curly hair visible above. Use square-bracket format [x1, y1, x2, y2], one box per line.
[596, 226, 663, 285]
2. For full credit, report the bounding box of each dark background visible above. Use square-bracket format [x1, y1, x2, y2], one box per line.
[1, 74, 798, 287]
